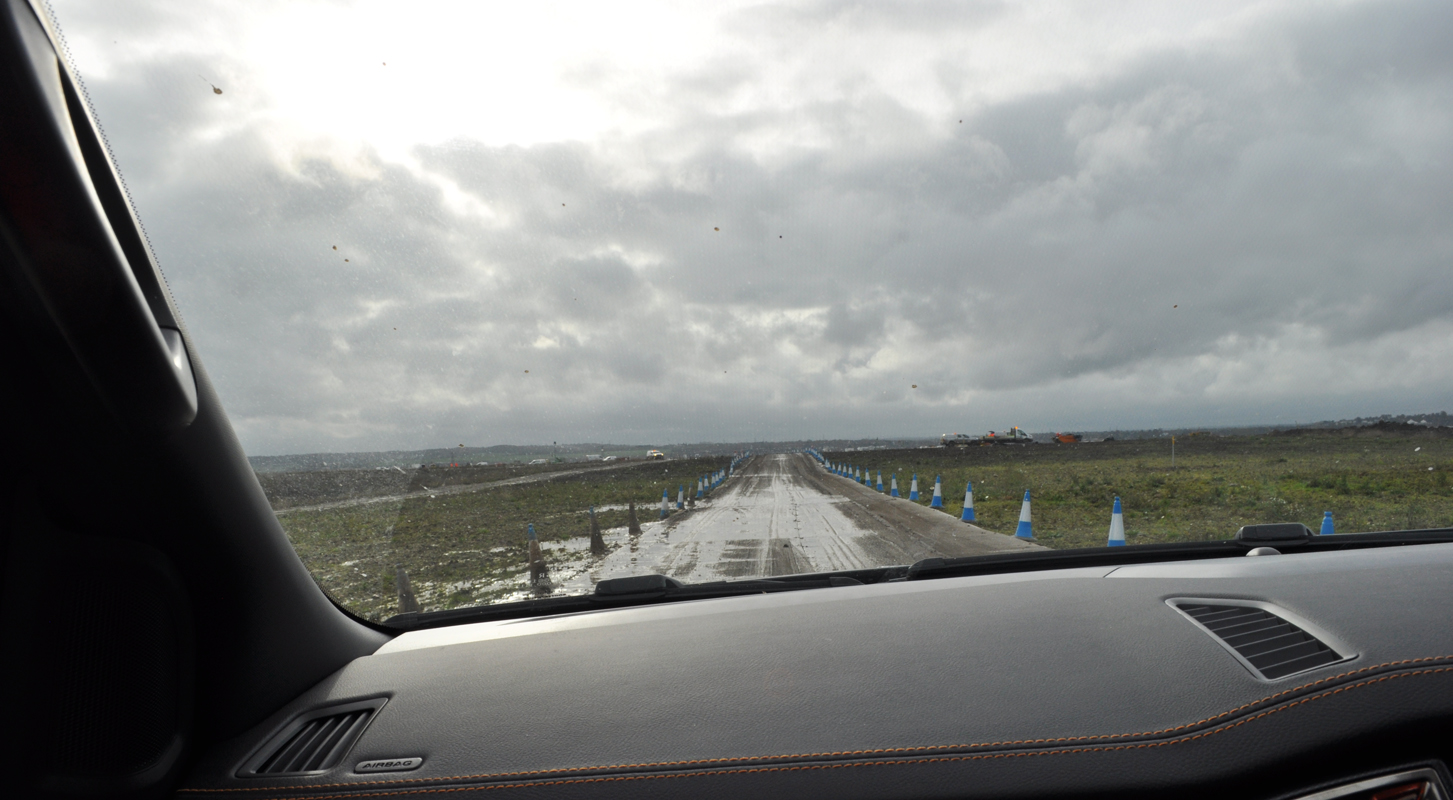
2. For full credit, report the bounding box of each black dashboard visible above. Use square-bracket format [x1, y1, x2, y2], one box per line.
[178, 542, 1453, 799]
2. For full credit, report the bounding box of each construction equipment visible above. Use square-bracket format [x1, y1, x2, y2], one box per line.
[1053, 432, 1083, 444]
[980, 427, 1034, 445]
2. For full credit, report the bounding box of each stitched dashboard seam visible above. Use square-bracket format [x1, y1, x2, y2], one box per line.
[177, 655, 1453, 797]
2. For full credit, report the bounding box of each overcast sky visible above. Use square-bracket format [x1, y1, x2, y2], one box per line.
[45, 0, 1453, 455]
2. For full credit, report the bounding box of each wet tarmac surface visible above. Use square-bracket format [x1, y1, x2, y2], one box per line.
[484, 453, 1041, 602]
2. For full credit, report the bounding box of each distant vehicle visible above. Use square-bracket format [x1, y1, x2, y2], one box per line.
[941, 433, 976, 447]
[646, 449, 666, 460]
[528, 458, 549, 465]
[980, 427, 1035, 445]
[585, 454, 603, 461]
[601, 455, 619, 462]
[1053, 433, 1083, 443]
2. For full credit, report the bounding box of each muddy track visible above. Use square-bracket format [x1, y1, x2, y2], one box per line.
[538, 453, 1041, 592]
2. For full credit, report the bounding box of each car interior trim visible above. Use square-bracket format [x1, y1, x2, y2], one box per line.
[177, 654, 1453, 796]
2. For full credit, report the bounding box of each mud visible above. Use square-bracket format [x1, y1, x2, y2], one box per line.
[476, 453, 1041, 602]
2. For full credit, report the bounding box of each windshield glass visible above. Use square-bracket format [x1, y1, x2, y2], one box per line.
[47, 0, 1453, 622]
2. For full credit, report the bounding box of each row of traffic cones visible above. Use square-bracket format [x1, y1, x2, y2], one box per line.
[805, 451, 1342, 546]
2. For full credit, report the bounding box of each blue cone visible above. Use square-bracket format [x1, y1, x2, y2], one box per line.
[961, 481, 975, 522]
[909, 473, 920, 501]
[1107, 496, 1126, 546]
[876, 471, 884, 492]
[1320, 511, 1334, 536]
[1014, 491, 1034, 539]
[890, 474, 900, 497]
[930, 475, 944, 508]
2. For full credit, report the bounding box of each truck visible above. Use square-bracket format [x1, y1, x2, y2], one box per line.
[943, 428, 1036, 446]
[980, 427, 1034, 445]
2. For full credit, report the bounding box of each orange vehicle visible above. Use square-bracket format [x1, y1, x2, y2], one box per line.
[1053, 432, 1083, 443]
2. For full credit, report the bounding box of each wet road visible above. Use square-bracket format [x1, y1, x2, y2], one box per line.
[536, 453, 1041, 596]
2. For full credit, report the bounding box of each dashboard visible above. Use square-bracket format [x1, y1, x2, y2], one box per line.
[177, 542, 1453, 799]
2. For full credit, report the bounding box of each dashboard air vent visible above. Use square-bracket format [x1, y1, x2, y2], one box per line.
[1173, 602, 1347, 680]
[242, 699, 385, 777]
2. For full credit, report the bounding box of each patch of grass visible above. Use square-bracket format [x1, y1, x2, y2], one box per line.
[831, 434, 1453, 549]
[276, 456, 731, 620]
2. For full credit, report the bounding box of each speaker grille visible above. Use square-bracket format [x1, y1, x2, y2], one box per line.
[1174, 601, 1348, 680]
[38, 550, 185, 778]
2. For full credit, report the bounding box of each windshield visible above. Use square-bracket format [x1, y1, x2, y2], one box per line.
[47, 0, 1453, 622]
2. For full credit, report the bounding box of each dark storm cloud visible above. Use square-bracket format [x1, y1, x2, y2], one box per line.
[51, 0, 1453, 453]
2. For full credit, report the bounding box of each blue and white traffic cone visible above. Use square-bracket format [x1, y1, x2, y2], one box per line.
[697, 479, 704, 499]
[961, 481, 975, 522]
[1014, 491, 1034, 539]
[877, 471, 884, 492]
[677, 486, 684, 510]
[891, 474, 900, 497]
[909, 474, 919, 501]
[660, 489, 669, 519]
[930, 475, 944, 508]
[1320, 511, 1334, 536]
[1107, 496, 1126, 546]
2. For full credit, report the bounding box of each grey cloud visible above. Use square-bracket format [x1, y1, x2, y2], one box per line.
[55, 0, 1453, 453]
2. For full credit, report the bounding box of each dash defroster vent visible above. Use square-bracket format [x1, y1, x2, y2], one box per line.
[1172, 601, 1351, 680]
[241, 699, 385, 777]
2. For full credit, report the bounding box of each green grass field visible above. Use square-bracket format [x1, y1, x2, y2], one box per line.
[275, 456, 731, 620]
[273, 428, 1452, 621]
[830, 430, 1453, 548]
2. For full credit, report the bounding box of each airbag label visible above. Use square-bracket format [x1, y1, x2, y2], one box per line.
[355, 757, 423, 773]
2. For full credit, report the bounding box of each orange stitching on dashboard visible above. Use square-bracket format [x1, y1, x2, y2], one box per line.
[177, 655, 1453, 796]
